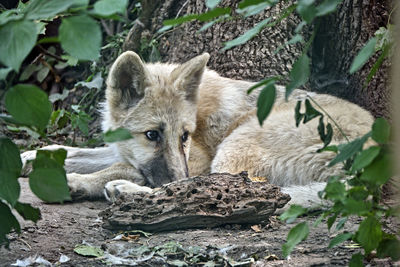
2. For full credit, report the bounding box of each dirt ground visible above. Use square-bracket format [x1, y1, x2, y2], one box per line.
[0, 178, 398, 267]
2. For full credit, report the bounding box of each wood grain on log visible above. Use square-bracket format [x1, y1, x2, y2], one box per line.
[100, 172, 290, 232]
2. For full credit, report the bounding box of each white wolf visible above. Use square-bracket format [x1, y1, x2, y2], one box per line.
[22, 52, 374, 208]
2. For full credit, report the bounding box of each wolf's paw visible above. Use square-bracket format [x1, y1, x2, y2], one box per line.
[104, 180, 153, 202]
[20, 150, 37, 177]
[67, 173, 92, 200]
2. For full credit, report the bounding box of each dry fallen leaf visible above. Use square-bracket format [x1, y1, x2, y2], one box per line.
[249, 176, 268, 182]
[251, 224, 262, 232]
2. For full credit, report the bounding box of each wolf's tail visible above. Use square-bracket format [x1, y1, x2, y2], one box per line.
[277, 182, 328, 213]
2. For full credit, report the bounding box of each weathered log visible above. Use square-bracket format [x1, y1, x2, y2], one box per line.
[100, 172, 290, 232]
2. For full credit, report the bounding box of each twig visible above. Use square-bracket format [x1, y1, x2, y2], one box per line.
[37, 45, 67, 62]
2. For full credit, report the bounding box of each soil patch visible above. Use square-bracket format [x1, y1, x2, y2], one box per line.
[0, 179, 397, 266]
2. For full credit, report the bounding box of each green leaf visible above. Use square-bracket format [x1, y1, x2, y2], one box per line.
[279, 204, 307, 224]
[329, 133, 370, 166]
[104, 128, 133, 143]
[365, 43, 389, 85]
[59, 15, 102, 61]
[0, 67, 12, 80]
[0, 9, 24, 26]
[24, 0, 75, 20]
[294, 101, 304, 127]
[38, 149, 67, 166]
[282, 222, 309, 258]
[296, 0, 316, 24]
[29, 150, 71, 203]
[93, 0, 128, 16]
[247, 76, 280, 94]
[323, 179, 345, 202]
[256, 81, 276, 125]
[237, 2, 271, 17]
[316, 0, 343, 16]
[0, 202, 21, 247]
[238, 0, 273, 9]
[0, 20, 37, 71]
[317, 119, 333, 150]
[285, 54, 310, 99]
[328, 214, 342, 232]
[14, 202, 41, 222]
[328, 232, 353, 248]
[303, 99, 321, 123]
[357, 216, 382, 254]
[163, 7, 230, 26]
[351, 146, 381, 172]
[5, 84, 52, 132]
[223, 17, 271, 50]
[360, 153, 391, 185]
[377, 237, 400, 261]
[350, 37, 377, 74]
[371, 118, 390, 144]
[347, 187, 369, 201]
[0, 138, 21, 206]
[335, 216, 348, 230]
[343, 198, 371, 216]
[74, 244, 104, 257]
[206, 0, 221, 9]
[349, 253, 364, 267]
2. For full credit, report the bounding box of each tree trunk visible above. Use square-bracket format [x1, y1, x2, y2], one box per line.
[310, 0, 391, 119]
[123, 0, 391, 118]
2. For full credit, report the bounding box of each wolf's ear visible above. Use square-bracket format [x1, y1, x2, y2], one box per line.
[106, 51, 149, 109]
[171, 53, 210, 103]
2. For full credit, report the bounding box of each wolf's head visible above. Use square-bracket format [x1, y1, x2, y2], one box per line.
[103, 51, 209, 187]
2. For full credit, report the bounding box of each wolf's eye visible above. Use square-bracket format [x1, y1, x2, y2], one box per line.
[145, 130, 160, 141]
[181, 131, 189, 143]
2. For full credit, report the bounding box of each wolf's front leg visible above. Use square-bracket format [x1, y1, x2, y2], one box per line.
[67, 162, 149, 199]
[21, 145, 120, 176]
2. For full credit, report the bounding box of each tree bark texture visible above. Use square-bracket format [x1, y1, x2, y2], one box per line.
[100, 172, 290, 232]
[123, 0, 391, 118]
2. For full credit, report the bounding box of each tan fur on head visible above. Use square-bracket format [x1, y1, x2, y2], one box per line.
[102, 51, 210, 187]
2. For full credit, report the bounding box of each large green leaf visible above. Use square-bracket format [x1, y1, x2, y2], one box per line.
[377, 237, 400, 261]
[0, 20, 37, 71]
[5, 84, 52, 132]
[328, 232, 353, 248]
[256, 81, 276, 125]
[163, 7, 230, 26]
[357, 216, 382, 254]
[0, 138, 21, 206]
[285, 54, 310, 99]
[323, 179, 345, 202]
[223, 17, 271, 50]
[282, 222, 309, 258]
[350, 37, 377, 74]
[349, 253, 364, 267]
[59, 15, 102, 61]
[14, 202, 41, 223]
[351, 146, 381, 172]
[24, 0, 75, 20]
[296, 0, 316, 24]
[206, 0, 221, 9]
[93, 0, 128, 16]
[29, 150, 71, 203]
[316, 0, 343, 16]
[103, 128, 133, 143]
[360, 153, 391, 185]
[0, 201, 21, 246]
[0, 67, 12, 80]
[329, 133, 370, 167]
[279, 204, 307, 224]
[371, 118, 390, 144]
